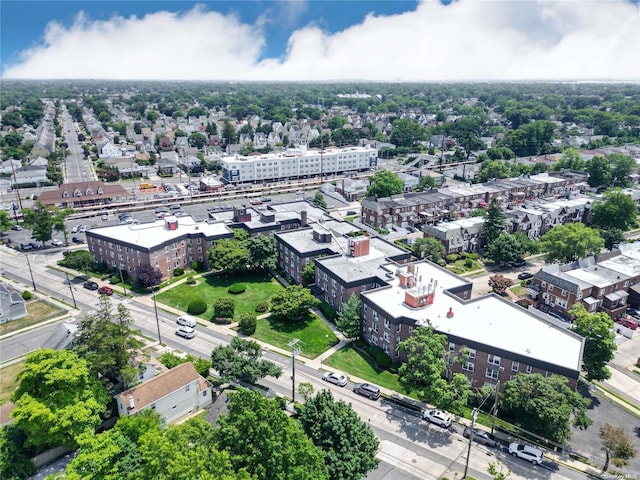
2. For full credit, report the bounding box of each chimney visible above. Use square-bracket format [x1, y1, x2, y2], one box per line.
[301, 210, 308, 227]
[128, 395, 135, 410]
[165, 216, 178, 230]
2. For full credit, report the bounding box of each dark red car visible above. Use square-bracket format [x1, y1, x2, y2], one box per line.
[98, 286, 114, 296]
[616, 317, 638, 330]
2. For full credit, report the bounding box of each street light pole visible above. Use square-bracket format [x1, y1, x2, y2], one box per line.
[65, 271, 77, 309]
[25, 254, 36, 291]
[119, 269, 127, 296]
[288, 338, 301, 403]
[153, 291, 162, 345]
[463, 389, 493, 479]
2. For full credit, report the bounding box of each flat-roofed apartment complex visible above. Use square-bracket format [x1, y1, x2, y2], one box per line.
[220, 145, 378, 184]
[360, 261, 585, 390]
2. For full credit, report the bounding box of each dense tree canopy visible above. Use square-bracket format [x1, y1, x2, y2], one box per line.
[208, 239, 249, 274]
[599, 423, 638, 470]
[0, 210, 14, 232]
[22, 202, 72, 245]
[591, 189, 638, 231]
[390, 117, 425, 148]
[210, 337, 282, 384]
[539, 223, 604, 263]
[411, 237, 445, 264]
[365, 169, 403, 198]
[484, 233, 525, 265]
[270, 285, 320, 321]
[247, 234, 277, 270]
[569, 304, 617, 381]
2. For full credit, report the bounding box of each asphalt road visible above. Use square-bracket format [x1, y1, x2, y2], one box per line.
[62, 106, 95, 184]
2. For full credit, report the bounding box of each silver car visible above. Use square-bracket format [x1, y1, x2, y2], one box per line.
[175, 326, 195, 339]
[322, 371, 348, 387]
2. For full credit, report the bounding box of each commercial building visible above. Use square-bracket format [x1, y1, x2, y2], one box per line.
[220, 145, 378, 184]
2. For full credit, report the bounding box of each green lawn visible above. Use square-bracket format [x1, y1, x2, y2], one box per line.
[325, 344, 409, 395]
[0, 300, 67, 336]
[253, 313, 338, 359]
[0, 362, 23, 405]
[156, 271, 283, 320]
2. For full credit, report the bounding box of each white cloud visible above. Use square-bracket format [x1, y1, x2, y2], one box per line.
[3, 0, 639, 81]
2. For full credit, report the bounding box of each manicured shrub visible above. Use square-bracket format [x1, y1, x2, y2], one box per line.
[255, 301, 270, 313]
[228, 283, 246, 294]
[187, 299, 207, 315]
[238, 314, 257, 335]
[109, 276, 122, 284]
[185, 275, 196, 285]
[376, 352, 392, 369]
[467, 253, 479, 260]
[464, 258, 474, 268]
[354, 338, 368, 349]
[173, 267, 185, 277]
[445, 253, 459, 263]
[21, 290, 32, 300]
[318, 302, 338, 322]
[213, 297, 235, 320]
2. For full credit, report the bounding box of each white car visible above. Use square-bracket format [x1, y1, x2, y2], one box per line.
[322, 371, 348, 387]
[70, 225, 79, 233]
[509, 443, 544, 465]
[422, 409, 452, 428]
[175, 326, 195, 339]
[51, 239, 64, 246]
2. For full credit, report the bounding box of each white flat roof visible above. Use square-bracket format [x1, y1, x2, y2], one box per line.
[88, 216, 233, 249]
[362, 261, 583, 371]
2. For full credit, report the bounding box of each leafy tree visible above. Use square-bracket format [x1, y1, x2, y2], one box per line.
[488, 273, 513, 295]
[208, 239, 249, 274]
[390, 117, 425, 148]
[449, 117, 485, 158]
[222, 119, 238, 145]
[484, 233, 525, 265]
[397, 325, 471, 414]
[146, 110, 159, 123]
[0, 209, 15, 232]
[552, 148, 585, 171]
[214, 297, 235, 320]
[0, 425, 35, 479]
[157, 352, 211, 378]
[238, 313, 257, 335]
[298, 390, 379, 480]
[205, 121, 218, 135]
[214, 390, 328, 480]
[210, 337, 282, 384]
[487, 461, 512, 480]
[483, 198, 506, 245]
[51, 207, 73, 246]
[133, 264, 163, 289]
[585, 156, 611, 188]
[302, 262, 316, 285]
[312, 191, 327, 208]
[11, 349, 110, 450]
[539, 223, 604, 263]
[601, 228, 625, 251]
[609, 153, 636, 188]
[417, 175, 436, 191]
[270, 285, 320, 322]
[499, 373, 591, 444]
[21, 202, 54, 244]
[60, 250, 96, 273]
[327, 116, 347, 130]
[569, 304, 617, 381]
[412, 237, 445, 264]
[336, 293, 361, 339]
[188, 132, 207, 149]
[599, 423, 637, 471]
[247, 234, 277, 270]
[591, 189, 638, 231]
[72, 296, 143, 387]
[365, 169, 403, 198]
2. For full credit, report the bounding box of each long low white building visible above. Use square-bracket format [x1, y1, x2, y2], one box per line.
[220, 145, 378, 184]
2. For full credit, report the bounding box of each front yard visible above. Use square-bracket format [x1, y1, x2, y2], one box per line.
[0, 300, 67, 336]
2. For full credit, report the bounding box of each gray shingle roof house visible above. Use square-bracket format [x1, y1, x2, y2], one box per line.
[0, 283, 27, 323]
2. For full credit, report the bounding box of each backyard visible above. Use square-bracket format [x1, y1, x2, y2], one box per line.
[156, 271, 283, 320]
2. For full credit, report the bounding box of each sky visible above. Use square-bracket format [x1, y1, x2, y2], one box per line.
[1, 0, 639, 82]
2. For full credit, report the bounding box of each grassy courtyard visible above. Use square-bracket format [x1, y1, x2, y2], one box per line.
[156, 271, 283, 320]
[252, 313, 338, 359]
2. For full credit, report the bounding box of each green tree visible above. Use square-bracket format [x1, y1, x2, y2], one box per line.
[484, 233, 525, 265]
[52, 207, 74, 246]
[214, 390, 328, 480]
[247, 234, 277, 270]
[591, 189, 638, 231]
[327, 116, 347, 130]
[146, 110, 159, 123]
[499, 373, 591, 444]
[214, 297, 235, 320]
[302, 262, 316, 285]
[336, 293, 361, 339]
[0, 425, 35, 479]
[188, 132, 207, 149]
[59, 250, 96, 273]
[11, 349, 110, 450]
[412, 237, 445, 264]
[417, 175, 436, 191]
[366, 169, 403, 198]
[599, 423, 637, 471]
[569, 304, 617, 381]
[222, 119, 238, 145]
[609, 153, 636, 188]
[298, 390, 379, 480]
[72, 296, 143, 387]
[210, 337, 282, 384]
[0, 209, 15, 232]
[483, 198, 506, 246]
[205, 121, 218, 135]
[601, 228, 625, 251]
[312, 191, 327, 208]
[238, 313, 257, 335]
[585, 156, 612, 188]
[270, 285, 320, 322]
[539, 223, 604, 263]
[390, 118, 424, 148]
[553, 148, 585, 171]
[21, 202, 54, 245]
[449, 117, 485, 159]
[208, 239, 249, 274]
[397, 325, 471, 414]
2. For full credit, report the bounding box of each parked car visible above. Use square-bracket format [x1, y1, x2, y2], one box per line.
[98, 286, 113, 296]
[509, 259, 526, 268]
[169, 204, 182, 211]
[518, 272, 534, 280]
[83, 281, 99, 290]
[509, 442, 544, 465]
[422, 409, 452, 428]
[463, 427, 497, 447]
[19, 243, 32, 251]
[346, 210, 357, 215]
[322, 371, 348, 387]
[353, 383, 381, 400]
[71, 225, 79, 233]
[29, 242, 42, 249]
[176, 326, 195, 339]
[626, 307, 640, 319]
[11, 224, 22, 231]
[78, 225, 87, 233]
[616, 317, 638, 330]
[72, 236, 85, 244]
[177, 315, 197, 328]
[51, 239, 64, 246]
[101, 214, 109, 221]
[250, 199, 263, 205]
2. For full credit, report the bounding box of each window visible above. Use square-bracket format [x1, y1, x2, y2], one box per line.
[372, 311, 378, 321]
[448, 342, 455, 352]
[526, 365, 533, 373]
[463, 361, 474, 372]
[383, 332, 390, 342]
[512, 361, 519, 372]
[486, 368, 499, 380]
[185, 385, 190, 392]
[384, 318, 391, 329]
[488, 354, 501, 366]
[467, 348, 476, 359]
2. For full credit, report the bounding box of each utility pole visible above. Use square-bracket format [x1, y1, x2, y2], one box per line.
[25, 254, 37, 291]
[119, 269, 127, 296]
[288, 338, 301, 403]
[65, 270, 77, 309]
[490, 380, 501, 435]
[153, 291, 162, 345]
[463, 389, 492, 479]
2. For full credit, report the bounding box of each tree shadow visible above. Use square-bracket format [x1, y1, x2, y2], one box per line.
[381, 400, 455, 449]
[634, 425, 640, 439]
[578, 383, 601, 410]
[262, 315, 313, 333]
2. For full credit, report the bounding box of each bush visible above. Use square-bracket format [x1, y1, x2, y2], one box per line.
[21, 290, 32, 300]
[187, 299, 207, 315]
[109, 276, 122, 284]
[173, 267, 185, 277]
[464, 258, 474, 268]
[354, 338, 368, 349]
[192, 261, 205, 272]
[238, 314, 257, 335]
[376, 352, 392, 369]
[228, 283, 246, 294]
[467, 253, 479, 260]
[185, 275, 196, 285]
[445, 253, 459, 263]
[318, 302, 338, 322]
[255, 301, 269, 313]
[389, 362, 402, 374]
[213, 297, 235, 319]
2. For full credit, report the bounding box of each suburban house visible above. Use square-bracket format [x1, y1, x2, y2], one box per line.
[423, 217, 485, 254]
[0, 283, 27, 323]
[97, 138, 125, 159]
[11, 165, 48, 186]
[38, 181, 130, 208]
[115, 362, 213, 426]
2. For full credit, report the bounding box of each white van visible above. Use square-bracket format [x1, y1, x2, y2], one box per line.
[177, 315, 197, 328]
